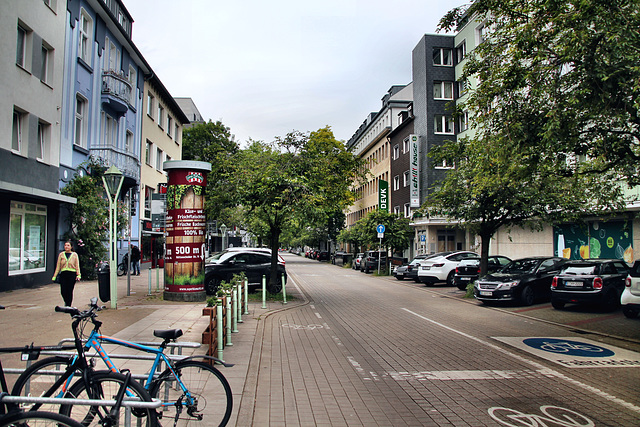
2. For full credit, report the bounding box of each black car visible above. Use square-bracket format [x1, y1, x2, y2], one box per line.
[551, 259, 630, 311]
[453, 255, 512, 290]
[205, 249, 287, 294]
[393, 255, 427, 281]
[360, 250, 388, 273]
[474, 256, 567, 306]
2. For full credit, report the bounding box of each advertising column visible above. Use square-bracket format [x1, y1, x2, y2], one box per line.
[163, 160, 211, 302]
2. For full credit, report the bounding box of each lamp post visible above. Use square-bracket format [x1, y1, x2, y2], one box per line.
[220, 224, 227, 251]
[102, 165, 124, 309]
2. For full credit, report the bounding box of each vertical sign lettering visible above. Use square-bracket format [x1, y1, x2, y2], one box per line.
[378, 180, 388, 212]
[410, 135, 420, 207]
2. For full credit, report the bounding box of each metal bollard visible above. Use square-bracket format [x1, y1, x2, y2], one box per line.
[282, 274, 287, 304]
[156, 266, 160, 291]
[217, 302, 223, 360]
[147, 267, 152, 295]
[262, 275, 267, 309]
[244, 279, 249, 315]
[232, 285, 239, 332]
[225, 296, 233, 346]
[237, 283, 243, 324]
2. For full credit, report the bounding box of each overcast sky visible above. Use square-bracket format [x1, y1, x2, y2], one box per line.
[123, 0, 457, 145]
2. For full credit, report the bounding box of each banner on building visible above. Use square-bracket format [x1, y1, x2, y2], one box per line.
[378, 180, 388, 211]
[410, 135, 420, 207]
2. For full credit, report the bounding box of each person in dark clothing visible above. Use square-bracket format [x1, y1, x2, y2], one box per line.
[52, 241, 81, 306]
[131, 245, 141, 275]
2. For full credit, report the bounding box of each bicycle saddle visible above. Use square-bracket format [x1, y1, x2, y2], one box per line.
[153, 329, 183, 340]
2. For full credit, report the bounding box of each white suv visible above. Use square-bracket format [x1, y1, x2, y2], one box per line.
[417, 251, 477, 286]
[622, 260, 640, 318]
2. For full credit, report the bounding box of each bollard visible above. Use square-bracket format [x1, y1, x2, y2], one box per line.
[216, 301, 223, 360]
[147, 267, 152, 295]
[244, 279, 249, 315]
[262, 275, 267, 309]
[156, 266, 160, 291]
[282, 274, 287, 304]
[225, 296, 233, 346]
[237, 281, 243, 323]
[232, 285, 239, 332]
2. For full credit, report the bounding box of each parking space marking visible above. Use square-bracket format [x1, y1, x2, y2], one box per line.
[402, 308, 640, 414]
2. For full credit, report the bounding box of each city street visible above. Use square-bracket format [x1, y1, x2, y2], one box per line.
[238, 253, 640, 426]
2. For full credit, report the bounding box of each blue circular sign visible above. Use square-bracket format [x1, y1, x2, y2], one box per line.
[377, 224, 385, 233]
[523, 338, 614, 358]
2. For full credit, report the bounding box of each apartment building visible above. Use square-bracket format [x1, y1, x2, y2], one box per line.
[345, 85, 413, 228]
[0, 0, 72, 291]
[140, 78, 188, 266]
[175, 97, 204, 129]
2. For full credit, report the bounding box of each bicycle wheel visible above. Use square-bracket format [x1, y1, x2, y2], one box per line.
[116, 263, 125, 276]
[0, 410, 84, 427]
[11, 356, 76, 413]
[149, 360, 232, 426]
[59, 370, 157, 427]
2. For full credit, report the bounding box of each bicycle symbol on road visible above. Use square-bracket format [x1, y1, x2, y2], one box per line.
[523, 338, 614, 358]
[489, 405, 594, 427]
[281, 324, 324, 330]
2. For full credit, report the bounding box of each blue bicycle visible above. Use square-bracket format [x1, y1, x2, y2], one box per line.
[12, 298, 233, 427]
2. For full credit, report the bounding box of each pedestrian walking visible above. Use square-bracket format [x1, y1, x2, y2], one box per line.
[52, 240, 81, 307]
[131, 245, 141, 275]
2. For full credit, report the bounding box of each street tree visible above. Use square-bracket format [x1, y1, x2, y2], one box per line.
[355, 210, 414, 257]
[427, 0, 634, 274]
[234, 127, 362, 291]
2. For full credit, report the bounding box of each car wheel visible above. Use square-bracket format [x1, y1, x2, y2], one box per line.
[622, 306, 639, 319]
[456, 282, 467, 291]
[551, 299, 565, 310]
[520, 285, 535, 306]
[205, 276, 221, 295]
[446, 271, 455, 287]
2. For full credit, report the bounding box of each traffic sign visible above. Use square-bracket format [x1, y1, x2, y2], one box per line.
[377, 224, 385, 234]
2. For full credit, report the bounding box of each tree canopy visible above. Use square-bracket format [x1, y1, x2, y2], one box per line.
[427, 0, 636, 273]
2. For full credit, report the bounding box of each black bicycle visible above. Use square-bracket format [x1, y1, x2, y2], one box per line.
[116, 253, 128, 276]
[7, 303, 157, 427]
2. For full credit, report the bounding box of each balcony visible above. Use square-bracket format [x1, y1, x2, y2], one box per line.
[102, 70, 132, 114]
[90, 147, 140, 185]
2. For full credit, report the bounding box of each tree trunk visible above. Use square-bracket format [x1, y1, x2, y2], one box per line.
[268, 226, 282, 293]
[478, 229, 493, 277]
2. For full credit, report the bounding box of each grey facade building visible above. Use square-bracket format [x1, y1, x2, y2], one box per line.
[174, 98, 204, 129]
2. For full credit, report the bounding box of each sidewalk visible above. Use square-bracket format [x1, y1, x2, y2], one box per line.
[0, 268, 306, 426]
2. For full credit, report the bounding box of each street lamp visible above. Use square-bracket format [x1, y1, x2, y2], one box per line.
[102, 165, 124, 309]
[220, 224, 227, 251]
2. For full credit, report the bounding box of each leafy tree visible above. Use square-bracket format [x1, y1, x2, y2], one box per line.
[234, 127, 362, 291]
[429, 0, 634, 273]
[181, 120, 240, 223]
[355, 210, 413, 256]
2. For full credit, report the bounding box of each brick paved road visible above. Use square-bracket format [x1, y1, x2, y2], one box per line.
[239, 254, 640, 426]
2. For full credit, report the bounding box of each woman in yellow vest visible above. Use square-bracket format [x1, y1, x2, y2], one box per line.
[52, 241, 81, 306]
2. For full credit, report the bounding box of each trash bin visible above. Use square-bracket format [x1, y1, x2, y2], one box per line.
[96, 261, 110, 303]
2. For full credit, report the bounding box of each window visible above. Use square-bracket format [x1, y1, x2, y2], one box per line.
[393, 145, 400, 160]
[174, 123, 179, 143]
[394, 206, 401, 215]
[457, 79, 468, 97]
[156, 147, 163, 170]
[37, 121, 50, 160]
[147, 93, 154, 117]
[477, 23, 488, 45]
[16, 25, 28, 68]
[125, 130, 133, 153]
[435, 159, 454, 169]
[157, 105, 164, 128]
[167, 116, 173, 138]
[404, 204, 411, 218]
[104, 37, 119, 71]
[403, 137, 409, 153]
[9, 201, 47, 274]
[393, 175, 400, 191]
[433, 48, 452, 66]
[403, 171, 409, 187]
[435, 115, 454, 134]
[75, 95, 87, 148]
[128, 66, 136, 104]
[145, 140, 152, 165]
[12, 109, 25, 153]
[40, 43, 53, 84]
[144, 186, 153, 218]
[455, 41, 466, 63]
[434, 81, 454, 100]
[79, 9, 93, 63]
[458, 111, 469, 132]
[102, 112, 116, 146]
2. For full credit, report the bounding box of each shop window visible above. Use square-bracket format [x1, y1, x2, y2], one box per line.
[9, 201, 47, 274]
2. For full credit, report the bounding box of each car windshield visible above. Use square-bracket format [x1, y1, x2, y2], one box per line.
[501, 259, 540, 274]
[205, 251, 235, 264]
[560, 265, 596, 275]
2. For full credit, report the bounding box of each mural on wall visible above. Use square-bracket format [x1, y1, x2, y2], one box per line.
[554, 221, 633, 263]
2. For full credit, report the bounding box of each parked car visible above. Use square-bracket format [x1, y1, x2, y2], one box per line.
[205, 249, 287, 295]
[453, 255, 512, 290]
[474, 256, 567, 306]
[417, 251, 477, 286]
[360, 250, 388, 273]
[316, 251, 330, 261]
[551, 259, 629, 311]
[622, 260, 640, 318]
[393, 255, 428, 281]
[352, 253, 365, 270]
[226, 246, 285, 265]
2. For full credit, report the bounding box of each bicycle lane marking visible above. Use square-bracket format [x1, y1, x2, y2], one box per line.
[402, 308, 640, 415]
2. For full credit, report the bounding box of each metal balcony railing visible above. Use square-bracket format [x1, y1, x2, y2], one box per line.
[90, 148, 140, 183]
[102, 70, 133, 106]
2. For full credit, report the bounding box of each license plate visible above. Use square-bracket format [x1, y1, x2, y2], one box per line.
[460, 277, 470, 282]
[565, 281, 583, 287]
[396, 272, 403, 276]
[480, 291, 492, 296]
